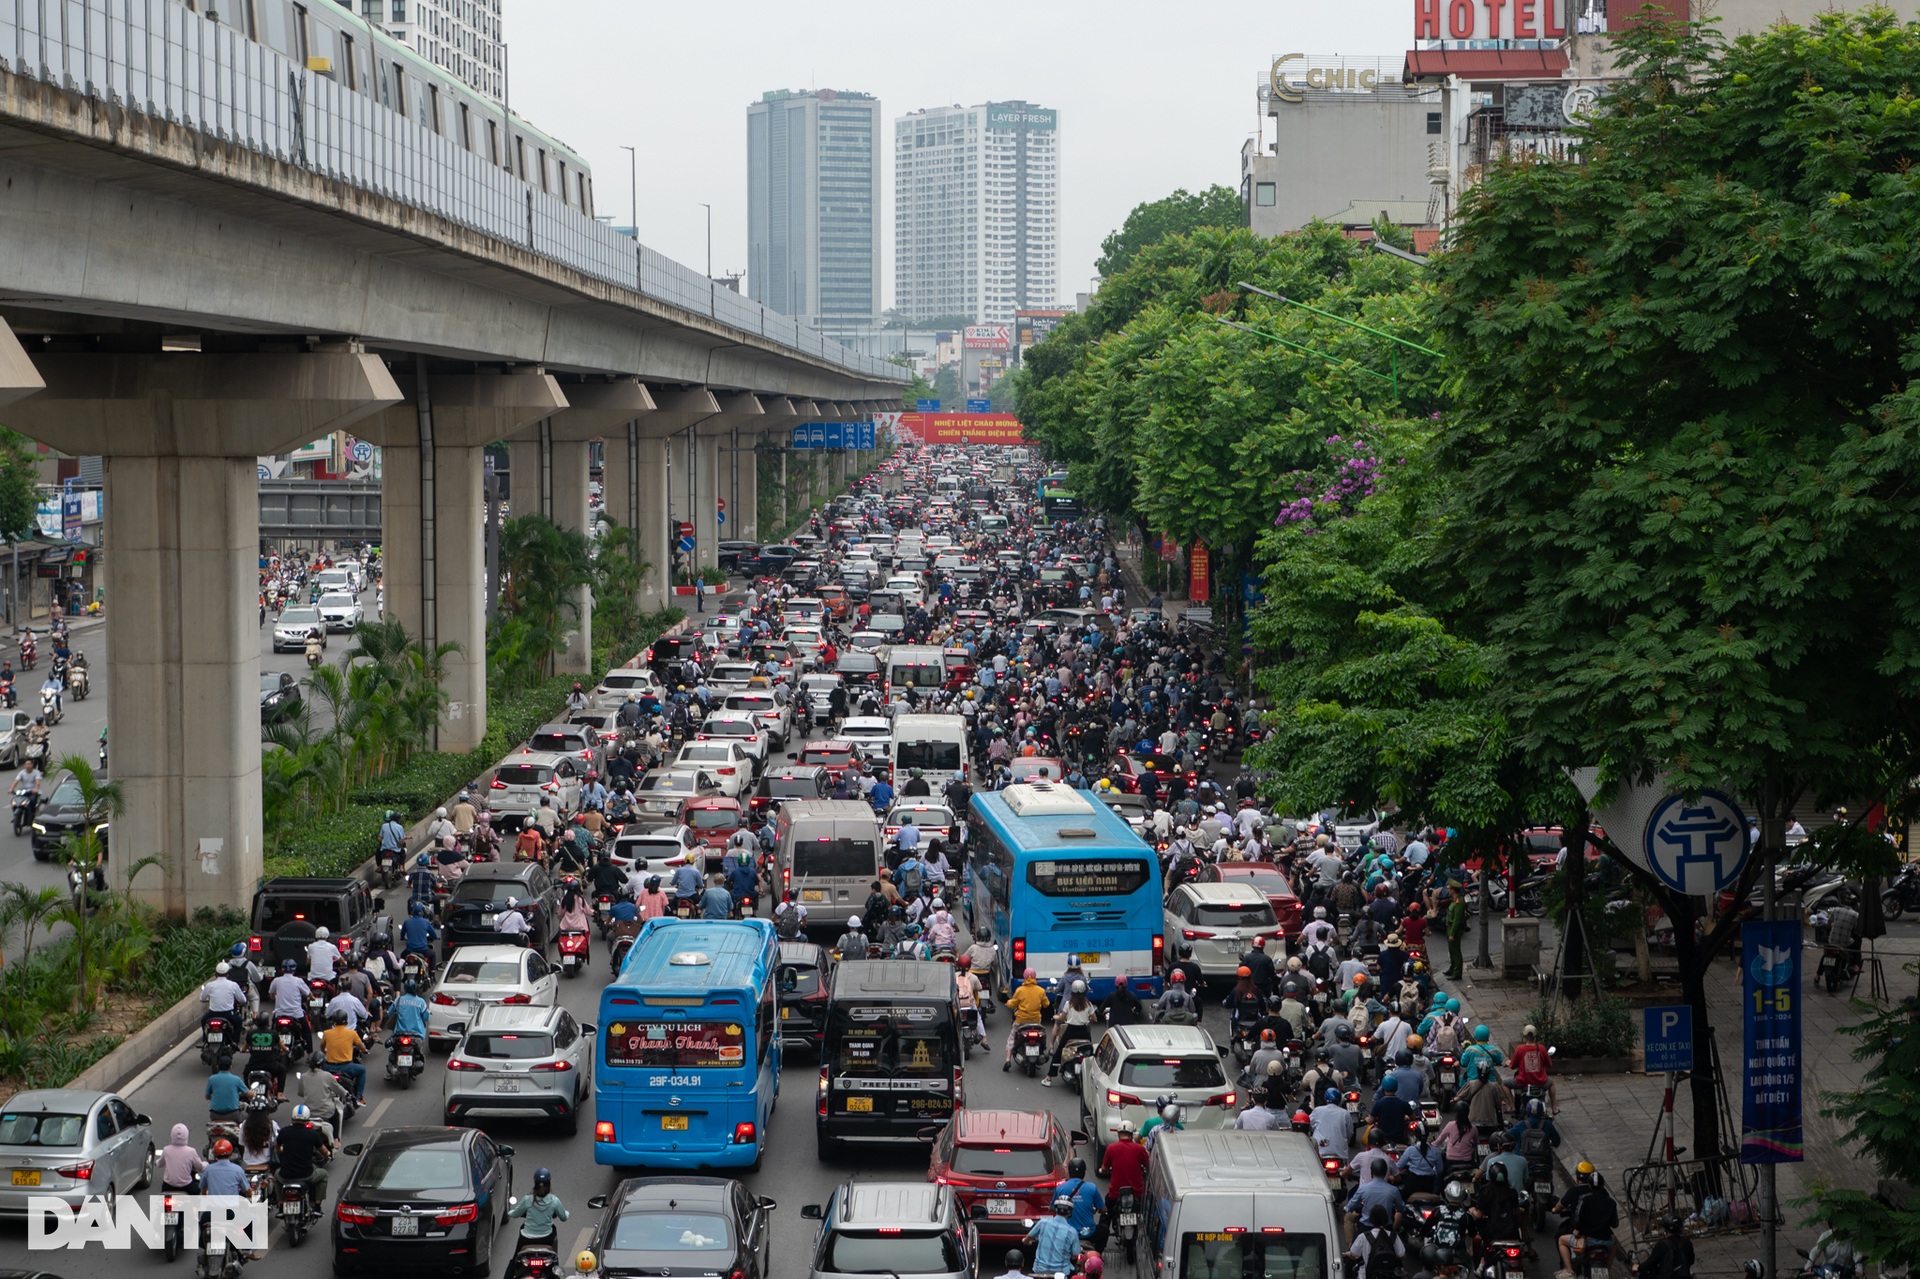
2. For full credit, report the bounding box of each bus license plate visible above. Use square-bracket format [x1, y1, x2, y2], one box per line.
[661, 1115, 689, 1131]
[10, 1170, 38, 1186]
[493, 1079, 521, 1093]
[986, 1199, 1015, 1216]
[390, 1215, 418, 1236]
[845, 1096, 873, 1112]
[1077, 953, 1102, 965]
[802, 890, 824, 902]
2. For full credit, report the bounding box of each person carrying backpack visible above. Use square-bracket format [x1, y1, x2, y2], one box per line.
[1635, 1216, 1694, 1279]
[773, 893, 807, 940]
[1555, 1164, 1619, 1277]
[1349, 1205, 1405, 1279]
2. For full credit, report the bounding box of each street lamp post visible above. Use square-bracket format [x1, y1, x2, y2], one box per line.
[700, 202, 713, 316]
[620, 145, 636, 235]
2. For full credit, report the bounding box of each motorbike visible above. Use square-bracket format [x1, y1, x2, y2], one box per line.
[276, 1175, 322, 1246]
[65, 860, 89, 910]
[1880, 863, 1920, 921]
[1815, 938, 1861, 994]
[385, 1032, 425, 1087]
[272, 1014, 310, 1064]
[557, 928, 589, 977]
[503, 1218, 564, 1278]
[199, 1012, 236, 1067]
[1110, 1186, 1142, 1264]
[1058, 1037, 1097, 1089]
[162, 1184, 193, 1262]
[10, 785, 34, 836]
[68, 661, 89, 701]
[96, 730, 106, 771]
[0, 677, 13, 709]
[305, 647, 322, 670]
[373, 846, 402, 889]
[38, 688, 60, 727]
[594, 894, 615, 939]
[609, 929, 639, 976]
[304, 978, 332, 1023]
[1012, 1023, 1049, 1077]
[19, 637, 34, 670]
[1435, 1052, 1460, 1101]
[400, 952, 432, 987]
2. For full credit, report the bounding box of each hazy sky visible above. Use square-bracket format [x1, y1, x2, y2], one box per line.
[504, 0, 1408, 309]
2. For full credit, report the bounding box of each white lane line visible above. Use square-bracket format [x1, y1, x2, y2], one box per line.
[362, 1096, 395, 1130]
[120, 1031, 200, 1099]
[570, 1226, 593, 1261]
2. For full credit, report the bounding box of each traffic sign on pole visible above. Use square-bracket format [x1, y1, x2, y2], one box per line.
[1643, 1005, 1694, 1073]
[716, 498, 726, 511]
[676, 521, 695, 539]
[677, 535, 696, 554]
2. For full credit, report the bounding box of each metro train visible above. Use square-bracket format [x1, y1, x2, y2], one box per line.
[201, 0, 594, 213]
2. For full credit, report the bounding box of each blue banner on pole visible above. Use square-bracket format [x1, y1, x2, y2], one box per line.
[1741, 918, 1804, 1163]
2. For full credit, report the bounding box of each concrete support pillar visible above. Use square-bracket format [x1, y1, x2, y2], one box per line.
[695, 394, 765, 573]
[747, 398, 798, 545]
[360, 371, 568, 754]
[635, 389, 721, 604]
[776, 448, 790, 532]
[4, 350, 400, 913]
[549, 437, 593, 672]
[550, 380, 655, 639]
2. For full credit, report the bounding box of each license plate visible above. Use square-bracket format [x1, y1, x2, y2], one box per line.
[493, 1079, 521, 1093]
[661, 1115, 689, 1131]
[802, 889, 824, 902]
[166, 1211, 181, 1225]
[1077, 952, 1102, 965]
[1535, 1180, 1553, 1194]
[1440, 1071, 1457, 1085]
[1119, 1212, 1139, 1226]
[397, 1055, 415, 1067]
[207, 1029, 223, 1042]
[985, 1199, 1016, 1216]
[10, 1170, 37, 1186]
[390, 1214, 418, 1236]
[845, 1096, 873, 1112]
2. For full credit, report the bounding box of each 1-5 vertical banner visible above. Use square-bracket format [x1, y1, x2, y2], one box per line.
[1740, 918, 1804, 1163]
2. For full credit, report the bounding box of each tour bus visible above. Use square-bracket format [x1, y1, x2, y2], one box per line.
[776, 799, 886, 920]
[815, 960, 961, 1158]
[889, 713, 970, 789]
[1145, 1130, 1340, 1279]
[594, 918, 779, 1170]
[966, 782, 1165, 1002]
[885, 644, 950, 702]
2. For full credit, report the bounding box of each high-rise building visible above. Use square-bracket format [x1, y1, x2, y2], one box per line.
[746, 89, 882, 338]
[895, 100, 1059, 326]
[361, 0, 505, 102]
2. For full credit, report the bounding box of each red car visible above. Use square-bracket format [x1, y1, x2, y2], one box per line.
[677, 795, 745, 856]
[928, 1108, 1084, 1242]
[1198, 863, 1303, 937]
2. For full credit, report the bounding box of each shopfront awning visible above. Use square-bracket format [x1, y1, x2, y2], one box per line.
[1403, 47, 1571, 82]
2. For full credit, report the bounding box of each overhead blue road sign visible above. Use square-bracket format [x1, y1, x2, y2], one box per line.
[966, 398, 991, 413]
[1643, 1005, 1693, 1074]
[857, 421, 876, 450]
[916, 399, 939, 412]
[824, 422, 846, 449]
[790, 424, 810, 449]
[807, 425, 827, 449]
[1643, 789, 1750, 896]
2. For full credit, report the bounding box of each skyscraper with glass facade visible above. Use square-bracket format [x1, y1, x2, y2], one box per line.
[747, 89, 882, 339]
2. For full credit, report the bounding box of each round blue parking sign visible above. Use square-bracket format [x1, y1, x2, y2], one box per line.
[1642, 789, 1750, 896]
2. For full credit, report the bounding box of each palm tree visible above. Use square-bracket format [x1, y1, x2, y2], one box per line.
[498, 514, 594, 679]
[0, 884, 61, 968]
[46, 755, 136, 1012]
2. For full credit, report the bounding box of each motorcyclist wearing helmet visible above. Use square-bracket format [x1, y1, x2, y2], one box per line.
[202, 1136, 251, 1200]
[993, 1249, 1028, 1279]
[1003, 969, 1051, 1070]
[507, 1167, 571, 1251]
[1044, 978, 1096, 1086]
[1152, 968, 1197, 1024]
[1310, 1086, 1355, 1161]
[1024, 1197, 1082, 1276]
[1100, 974, 1145, 1028]
[1166, 942, 1206, 994]
[425, 805, 455, 845]
[1054, 1156, 1106, 1243]
[1509, 1022, 1557, 1113]
[963, 927, 1000, 977]
[1505, 1095, 1564, 1157]
[1461, 1023, 1506, 1083]
[1428, 1178, 1478, 1263]
[589, 853, 630, 903]
[243, 1010, 287, 1096]
[273, 1103, 333, 1205]
[400, 898, 440, 962]
[1636, 1214, 1694, 1279]
[579, 771, 609, 813]
[834, 915, 870, 961]
[304, 927, 340, 982]
[1554, 1163, 1619, 1275]
[630, 875, 665, 922]
[386, 978, 430, 1053]
[377, 809, 407, 865]
[199, 960, 250, 1044]
[406, 851, 439, 911]
[1140, 1099, 1185, 1151]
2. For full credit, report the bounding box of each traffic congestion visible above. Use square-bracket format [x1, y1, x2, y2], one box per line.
[0, 446, 1601, 1279]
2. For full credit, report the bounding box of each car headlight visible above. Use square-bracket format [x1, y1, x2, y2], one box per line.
[30, 823, 45, 833]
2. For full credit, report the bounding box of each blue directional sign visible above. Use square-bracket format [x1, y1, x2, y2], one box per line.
[966, 398, 991, 413]
[857, 421, 876, 450]
[1643, 789, 1750, 896]
[790, 423, 810, 449]
[677, 535, 696, 553]
[1643, 1004, 1694, 1074]
[807, 425, 827, 449]
[916, 399, 939, 412]
[716, 510, 725, 525]
[823, 422, 846, 450]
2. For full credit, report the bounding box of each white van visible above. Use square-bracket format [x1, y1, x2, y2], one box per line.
[889, 713, 969, 787]
[776, 799, 885, 917]
[1146, 1131, 1340, 1279]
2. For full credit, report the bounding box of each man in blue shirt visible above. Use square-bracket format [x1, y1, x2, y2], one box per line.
[400, 902, 439, 958]
[1024, 1200, 1081, 1276]
[867, 776, 895, 812]
[699, 874, 734, 920]
[205, 1060, 247, 1122]
[387, 981, 429, 1041]
[201, 1142, 250, 1199]
[378, 810, 407, 857]
[671, 860, 704, 905]
[726, 851, 758, 906]
[579, 773, 609, 812]
[1053, 1158, 1104, 1239]
[1343, 1160, 1406, 1241]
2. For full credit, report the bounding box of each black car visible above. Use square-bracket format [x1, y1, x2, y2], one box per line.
[749, 764, 833, 820]
[28, 772, 108, 862]
[440, 862, 560, 959]
[648, 633, 710, 681]
[246, 877, 387, 975]
[717, 540, 759, 573]
[584, 1177, 775, 1279]
[749, 543, 801, 575]
[260, 670, 303, 723]
[330, 1126, 514, 1275]
[776, 941, 833, 1053]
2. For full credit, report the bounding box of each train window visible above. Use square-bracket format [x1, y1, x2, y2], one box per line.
[389, 67, 403, 115]
[537, 148, 549, 193]
[339, 34, 358, 91]
[291, 4, 310, 63]
[557, 161, 569, 206]
[579, 173, 592, 216]
[458, 102, 471, 150]
[488, 119, 501, 167]
[427, 85, 440, 134]
[514, 135, 526, 179]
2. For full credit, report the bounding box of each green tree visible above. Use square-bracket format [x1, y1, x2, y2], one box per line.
[898, 370, 937, 411]
[1423, 8, 1920, 1161]
[589, 516, 653, 663]
[932, 366, 961, 406]
[495, 514, 594, 686]
[1095, 184, 1245, 278]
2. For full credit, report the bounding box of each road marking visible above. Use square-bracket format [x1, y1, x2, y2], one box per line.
[570, 1226, 593, 1261]
[362, 1096, 394, 1130]
[120, 1029, 199, 1099]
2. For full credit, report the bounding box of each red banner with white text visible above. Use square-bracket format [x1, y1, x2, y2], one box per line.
[895, 413, 1030, 445]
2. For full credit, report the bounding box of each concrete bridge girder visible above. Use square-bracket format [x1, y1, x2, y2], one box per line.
[0, 348, 404, 916]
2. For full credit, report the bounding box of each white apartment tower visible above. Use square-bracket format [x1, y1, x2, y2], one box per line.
[356, 0, 504, 102]
[895, 100, 1059, 325]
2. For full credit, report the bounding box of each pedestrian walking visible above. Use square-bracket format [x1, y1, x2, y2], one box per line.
[694, 576, 707, 613]
[1442, 888, 1467, 980]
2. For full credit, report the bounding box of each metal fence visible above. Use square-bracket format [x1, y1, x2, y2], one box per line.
[0, 0, 896, 380]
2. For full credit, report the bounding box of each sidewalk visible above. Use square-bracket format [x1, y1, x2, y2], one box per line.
[1433, 910, 1914, 1274]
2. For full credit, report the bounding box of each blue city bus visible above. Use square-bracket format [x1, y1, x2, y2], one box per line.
[964, 782, 1165, 1003]
[594, 918, 779, 1170]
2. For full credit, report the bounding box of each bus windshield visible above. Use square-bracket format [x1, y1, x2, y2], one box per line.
[603, 1019, 747, 1069]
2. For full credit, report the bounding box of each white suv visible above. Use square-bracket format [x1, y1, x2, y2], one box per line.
[1078, 1024, 1235, 1158]
[1163, 881, 1282, 978]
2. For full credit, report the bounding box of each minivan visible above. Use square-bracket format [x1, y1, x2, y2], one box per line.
[800, 1182, 976, 1279]
[1144, 1131, 1340, 1279]
[776, 799, 884, 917]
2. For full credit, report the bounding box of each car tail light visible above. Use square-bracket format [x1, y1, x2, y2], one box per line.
[817, 1066, 830, 1118]
[1207, 1091, 1238, 1108]
[1181, 928, 1214, 940]
[732, 1122, 756, 1145]
[1262, 1227, 1287, 1235]
[432, 992, 459, 1006]
[55, 1161, 93, 1181]
[434, 1203, 479, 1227]
[446, 1058, 485, 1072]
[336, 1203, 377, 1226]
[719, 767, 735, 776]
[1106, 1090, 1143, 1108]
[500, 993, 532, 1005]
[531, 1059, 573, 1072]
[247, 935, 262, 952]
[595, 1121, 616, 1143]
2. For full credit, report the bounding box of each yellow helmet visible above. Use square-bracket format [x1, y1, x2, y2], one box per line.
[577, 1250, 598, 1274]
[1576, 1161, 1595, 1176]
[1096, 778, 1113, 792]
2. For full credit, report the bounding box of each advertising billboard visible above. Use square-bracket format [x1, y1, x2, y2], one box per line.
[964, 325, 1012, 350]
[894, 413, 1028, 446]
[986, 104, 1056, 130]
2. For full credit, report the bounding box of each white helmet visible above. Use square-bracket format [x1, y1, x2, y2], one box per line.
[214, 961, 231, 975]
[506, 897, 519, 909]
[314, 927, 330, 940]
[292, 1104, 311, 1121]
[848, 915, 862, 929]
[436, 807, 448, 819]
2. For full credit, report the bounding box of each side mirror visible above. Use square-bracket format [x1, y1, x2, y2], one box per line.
[497, 1144, 514, 1158]
[583, 1023, 595, 1035]
[757, 1196, 778, 1211]
[1071, 1129, 1090, 1146]
[587, 1195, 609, 1211]
[447, 1022, 467, 1037]
[134, 1114, 152, 1128]
[342, 1142, 364, 1156]
[801, 1204, 824, 1220]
